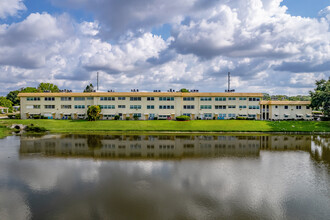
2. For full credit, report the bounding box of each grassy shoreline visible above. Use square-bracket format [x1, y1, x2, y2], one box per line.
[0, 119, 329, 135]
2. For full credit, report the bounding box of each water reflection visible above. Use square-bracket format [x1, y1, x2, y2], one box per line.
[0, 134, 329, 220]
[19, 134, 319, 160]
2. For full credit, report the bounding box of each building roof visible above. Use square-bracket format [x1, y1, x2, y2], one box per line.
[18, 92, 263, 97]
[0, 106, 9, 109]
[260, 101, 310, 105]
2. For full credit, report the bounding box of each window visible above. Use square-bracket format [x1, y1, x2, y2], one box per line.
[200, 97, 212, 101]
[27, 97, 40, 101]
[248, 105, 260, 109]
[228, 114, 236, 118]
[275, 105, 278, 108]
[44, 105, 55, 109]
[100, 105, 115, 109]
[239, 105, 247, 109]
[61, 105, 71, 109]
[33, 105, 40, 109]
[284, 106, 288, 109]
[183, 105, 195, 109]
[130, 97, 141, 101]
[74, 97, 85, 101]
[204, 113, 212, 118]
[249, 98, 260, 101]
[87, 97, 94, 100]
[159, 97, 174, 101]
[44, 97, 55, 101]
[74, 105, 85, 109]
[228, 105, 236, 109]
[239, 97, 247, 100]
[215, 97, 226, 101]
[147, 97, 155, 101]
[118, 105, 126, 109]
[248, 114, 256, 118]
[219, 114, 226, 117]
[228, 97, 236, 101]
[118, 97, 126, 100]
[215, 105, 226, 109]
[201, 105, 212, 109]
[296, 106, 302, 109]
[183, 97, 195, 101]
[183, 113, 191, 116]
[133, 113, 141, 117]
[159, 105, 174, 109]
[306, 106, 310, 109]
[100, 97, 115, 101]
[61, 97, 72, 101]
[147, 105, 154, 109]
[130, 105, 141, 109]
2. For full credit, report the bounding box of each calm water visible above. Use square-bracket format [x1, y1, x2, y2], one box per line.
[0, 133, 329, 220]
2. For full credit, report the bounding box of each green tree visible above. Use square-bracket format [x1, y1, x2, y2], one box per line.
[84, 84, 94, 92]
[38, 83, 59, 92]
[0, 97, 13, 112]
[6, 90, 20, 106]
[309, 78, 330, 118]
[20, 87, 39, 93]
[262, 93, 271, 100]
[180, 88, 189, 93]
[87, 105, 101, 121]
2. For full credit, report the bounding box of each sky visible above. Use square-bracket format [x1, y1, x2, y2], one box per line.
[0, 0, 329, 96]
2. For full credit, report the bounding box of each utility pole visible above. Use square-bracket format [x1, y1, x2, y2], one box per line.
[225, 72, 235, 92]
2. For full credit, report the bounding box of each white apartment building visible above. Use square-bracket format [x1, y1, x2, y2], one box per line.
[260, 101, 312, 120]
[18, 92, 311, 120]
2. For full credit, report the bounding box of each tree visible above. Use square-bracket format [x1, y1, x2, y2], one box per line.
[84, 84, 94, 92]
[0, 97, 13, 112]
[38, 83, 59, 92]
[309, 78, 330, 118]
[262, 93, 271, 100]
[180, 88, 189, 93]
[87, 105, 101, 121]
[20, 87, 39, 93]
[6, 90, 20, 106]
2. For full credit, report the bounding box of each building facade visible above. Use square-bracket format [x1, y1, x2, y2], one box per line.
[260, 101, 312, 120]
[18, 92, 311, 120]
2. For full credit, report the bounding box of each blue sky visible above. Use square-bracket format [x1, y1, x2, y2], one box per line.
[0, 0, 329, 96]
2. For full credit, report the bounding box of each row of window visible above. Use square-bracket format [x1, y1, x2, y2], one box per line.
[29, 104, 264, 110]
[27, 96, 261, 102]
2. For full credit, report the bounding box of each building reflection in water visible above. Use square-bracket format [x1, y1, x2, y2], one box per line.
[18, 134, 326, 161]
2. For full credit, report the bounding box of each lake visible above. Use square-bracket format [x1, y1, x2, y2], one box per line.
[0, 133, 329, 220]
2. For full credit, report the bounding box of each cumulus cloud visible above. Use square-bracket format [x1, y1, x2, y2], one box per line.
[0, 0, 26, 19]
[0, 0, 329, 96]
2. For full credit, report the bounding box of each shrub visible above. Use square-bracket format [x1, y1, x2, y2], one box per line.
[126, 117, 130, 120]
[114, 115, 120, 120]
[15, 114, 21, 119]
[87, 105, 101, 121]
[25, 125, 47, 132]
[153, 117, 158, 120]
[33, 115, 41, 119]
[236, 116, 247, 120]
[133, 115, 139, 120]
[176, 115, 190, 121]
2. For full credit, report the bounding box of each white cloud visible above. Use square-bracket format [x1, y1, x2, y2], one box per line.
[0, 0, 26, 19]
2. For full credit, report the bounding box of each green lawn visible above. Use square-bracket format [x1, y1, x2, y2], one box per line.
[0, 119, 329, 133]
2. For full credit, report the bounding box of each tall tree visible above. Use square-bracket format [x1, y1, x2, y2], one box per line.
[20, 87, 39, 93]
[309, 78, 330, 118]
[84, 84, 94, 92]
[38, 83, 59, 92]
[0, 97, 13, 112]
[6, 90, 20, 106]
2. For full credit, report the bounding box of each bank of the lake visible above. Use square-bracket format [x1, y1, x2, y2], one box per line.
[0, 119, 329, 134]
[0, 125, 10, 139]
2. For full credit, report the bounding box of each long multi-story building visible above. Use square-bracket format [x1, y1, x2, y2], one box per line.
[18, 91, 312, 120]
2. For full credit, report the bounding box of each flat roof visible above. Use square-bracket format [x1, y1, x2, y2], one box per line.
[260, 101, 310, 105]
[18, 92, 263, 97]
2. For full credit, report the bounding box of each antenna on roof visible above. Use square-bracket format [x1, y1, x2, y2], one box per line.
[97, 72, 99, 91]
[225, 72, 235, 92]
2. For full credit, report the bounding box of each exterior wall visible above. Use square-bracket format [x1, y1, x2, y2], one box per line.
[260, 101, 312, 120]
[18, 92, 311, 120]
